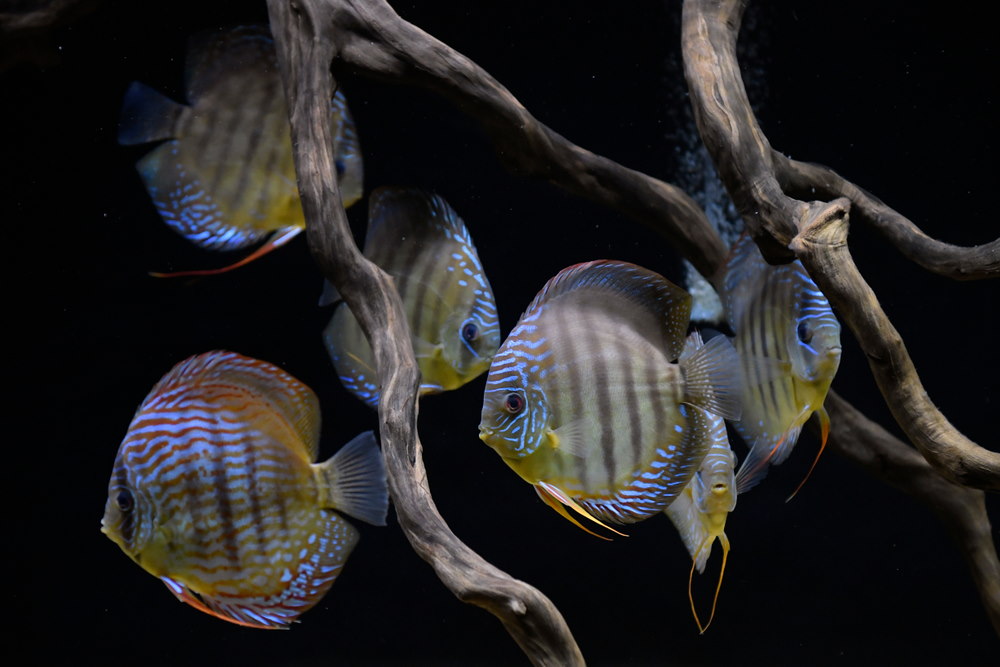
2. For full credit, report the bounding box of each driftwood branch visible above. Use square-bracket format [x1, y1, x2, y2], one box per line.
[776, 155, 1000, 281]
[680, 0, 1000, 491]
[825, 390, 1000, 633]
[261, 0, 998, 660]
[265, 1, 583, 664]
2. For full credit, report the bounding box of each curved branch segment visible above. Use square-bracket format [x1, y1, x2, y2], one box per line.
[825, 390, 1000, 634]
[681, 0, 1000, 491]
[776, 155, 1000, 280]
[265, 1, 583, 664]
[791, 204, 1000, 491]
[327, 0, 728, 281]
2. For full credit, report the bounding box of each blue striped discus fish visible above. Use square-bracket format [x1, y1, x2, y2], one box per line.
[721, 232, 842, 495]
[322, 187, 500, 407]
[100, 351, 388, 629]
[478, 261, 742, 538]
[664, 397, 737, 633]
[118, 24, 363, 277]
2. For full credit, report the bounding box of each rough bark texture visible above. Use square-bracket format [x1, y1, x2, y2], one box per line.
[265, 2, 584, 665]
[256, 0, 1000, 658]
[681, 0, 1000, 491]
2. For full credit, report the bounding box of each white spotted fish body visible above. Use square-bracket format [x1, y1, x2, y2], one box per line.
[478, 261, 742, 537]
[118, 24, 362, 276]
[100, 351, 388, 629]
[323, 187, 500, 407]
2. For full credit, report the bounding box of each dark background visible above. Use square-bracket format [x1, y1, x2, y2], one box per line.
[10, 1, 998, 665]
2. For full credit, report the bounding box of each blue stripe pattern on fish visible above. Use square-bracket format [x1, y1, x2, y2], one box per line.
[721, 232, 842, 494]
[479, 261, 742, 537]
[118, 24, 363, 276]
[322, 187, 500, 407]
[100, 351, 388, 629]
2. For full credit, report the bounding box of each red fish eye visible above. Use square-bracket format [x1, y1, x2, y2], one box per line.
[504, 393, 525, 414]
[461, 322, 479, 343]
[116, 489, 134, 513]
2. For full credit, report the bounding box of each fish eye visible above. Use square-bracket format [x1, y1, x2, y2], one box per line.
[796, 321, 813, 344]
[461, 321, 479, 343]
[116, 489, 134, 513]
[504, 392, 525, 415]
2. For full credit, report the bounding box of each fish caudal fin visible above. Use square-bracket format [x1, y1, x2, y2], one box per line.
[679, 332, 742, 421]
[535, 481, 627, 541]
[786, 406, 831, 502]
[150, 227, 304, 278]
[317, 430, 389, 526]
[118, 81, 185, 146]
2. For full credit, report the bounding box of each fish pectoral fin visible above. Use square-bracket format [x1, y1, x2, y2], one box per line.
[150, 226, 304, 278]
[734, 434, 785, 495]
[412, 335, 442, 360]
[534, 481, 627, 540]
[547, 420, 589, 458]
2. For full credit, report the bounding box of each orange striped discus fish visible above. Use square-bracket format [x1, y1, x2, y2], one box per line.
[664, 400, 737, 633]
[118, 25, 363, 277]
[322, 187, 500, 407]
[479, 261, 742, 538]
[721, 232, 842, 495]
[100, 351, 388, 629]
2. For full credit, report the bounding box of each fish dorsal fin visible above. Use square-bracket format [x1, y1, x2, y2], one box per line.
[526, 260, 692, 362]
[118, 81, 186, 146]
[316, 431, 389, 526]
[147, 351, 321, 460]
[184, 25, 276, 104]
[363, 187, 480, 271]
[679, 332, 742, 421]
[721, 231, 770, 332]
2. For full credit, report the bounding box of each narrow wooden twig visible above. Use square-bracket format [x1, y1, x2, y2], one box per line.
[680, 0, 1000, 491]
[825, 390, 1000, 633]
[323, 0, 728, 283]
[265, 1, 584, 664]
[775, 155, 1000, 280]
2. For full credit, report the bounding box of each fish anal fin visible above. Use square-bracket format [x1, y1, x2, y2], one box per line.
[534, 482, 626, 540]
[161, 577, 287, 630]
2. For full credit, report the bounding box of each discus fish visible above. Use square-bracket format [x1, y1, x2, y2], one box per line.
[100, 350, 388, 629]
[478, 261, 742, 538]
[322, 187, 500, 408]
[722, 231, 842, 496]
[664, 400, 737, 633]
[118, 24, 363, 277]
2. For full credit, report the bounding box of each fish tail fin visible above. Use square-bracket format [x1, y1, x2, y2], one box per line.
[679, 332, 742, 421]
[150, 227, 304, 278]
[118, 81, 186, 145]
[534, 482, 627, 541]
[785, 407, 831, 502]
[317, 430, 389, 526]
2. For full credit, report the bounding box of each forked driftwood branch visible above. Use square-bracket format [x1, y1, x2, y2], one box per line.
[263, 0, 999, 660]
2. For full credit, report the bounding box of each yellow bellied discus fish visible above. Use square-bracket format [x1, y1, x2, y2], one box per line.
[322, 187, 501, 408]
[478, 261, 742, 539]
[664, 391, 737, 633]
[100, 350, 388, 629]
[721, 231, 842, 497]
[118, 24, 363, 277]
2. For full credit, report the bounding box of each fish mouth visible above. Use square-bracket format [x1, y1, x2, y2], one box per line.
[478, 426, 494, 441]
